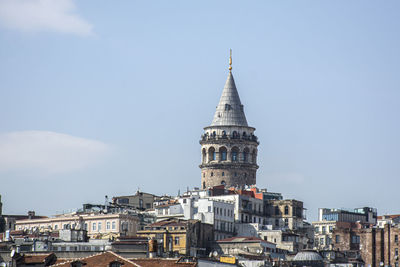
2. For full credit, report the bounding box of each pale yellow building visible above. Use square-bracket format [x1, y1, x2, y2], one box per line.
[15, 212, 139, 239]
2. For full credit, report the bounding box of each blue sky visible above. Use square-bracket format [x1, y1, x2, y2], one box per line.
[0, 0, 399, 221]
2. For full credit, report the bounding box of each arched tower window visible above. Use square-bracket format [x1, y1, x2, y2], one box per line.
[243, 147, 250, 162]
[231, 147, 239, 162]
[252, 149, 257, 163]
[208, 147, 216, 162]
[232, 131, 238, 139]
[220, 147, 227, 161]
[202, 148, 206, 163]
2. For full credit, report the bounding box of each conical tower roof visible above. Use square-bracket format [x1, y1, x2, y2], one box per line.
[211, 71, 248, 127]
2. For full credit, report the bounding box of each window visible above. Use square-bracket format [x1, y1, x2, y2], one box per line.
[284, 218, 288, 226]
[222, 172, 225, 176]
[112, 221, 116, 230]
[242, 152, 247, 162]
[320, 237, 324, 245]
[275, 206, 280, 215]
[315, 227, 319, 233]
[106, 222, 110, 230]
[70, 261, 84, 267]
[322, 226, 326, 234]
[396, 248, 399, 257]
[211, 172, 213, 177]
[98, 222, 102, 231]
[396, 235, 399, 243]
[174, 237, 180, 245]
[232, 152, 238, 161]
[208, 206, 211, 212]
[234, 172, 237, 177]
[92, 223, 96, 231]
[351, 235, 360, 244]
[335, 235, 340, 243]
[109, 262, 122, 267]
[139, 199, 143, 209]
[284, 206, 289, 215]
[329, 226, 333, 233]
[221, 150, 227, 161]
[54, 225, 58, 230]
[275, 219, 279, 226]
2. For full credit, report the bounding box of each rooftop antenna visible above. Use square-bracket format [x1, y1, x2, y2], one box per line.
[229, 49, 232, 72]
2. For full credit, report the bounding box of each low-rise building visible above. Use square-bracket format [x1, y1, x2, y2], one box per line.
[112, 191, 161, 210]
[14, 212, 139, 239]
[313, 207, 377, 250]
[137, 218, 213, 257]
[332, 223, 400, 267]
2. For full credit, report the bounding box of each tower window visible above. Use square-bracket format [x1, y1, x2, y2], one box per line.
[284, 206, 289, 215]
[222, 172, 225, 176]
[232, 152, 237, 161]
[220, 147, 227, 161]
[211, 172, 213, 177]
[234, 172, 237, 177]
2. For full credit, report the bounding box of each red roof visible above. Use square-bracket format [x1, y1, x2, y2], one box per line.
[49, 251, 141, 267]
[130, 258, 197, 267]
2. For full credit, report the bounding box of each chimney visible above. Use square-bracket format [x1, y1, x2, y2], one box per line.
[28, 211, 35, 219]
[148, 239, 157, 258]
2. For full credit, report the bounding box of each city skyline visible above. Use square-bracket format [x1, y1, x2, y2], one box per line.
[1, 1, 400, 222]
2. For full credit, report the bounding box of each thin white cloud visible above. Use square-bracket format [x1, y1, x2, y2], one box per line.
[0, 131, 112, 174]
[0, 0, 93, 36]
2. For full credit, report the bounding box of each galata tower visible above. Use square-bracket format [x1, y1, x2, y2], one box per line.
[200, 51, 259, 189]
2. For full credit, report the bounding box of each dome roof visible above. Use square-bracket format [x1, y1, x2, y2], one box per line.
[293, 251, 323, 262]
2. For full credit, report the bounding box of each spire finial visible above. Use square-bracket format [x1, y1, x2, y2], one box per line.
[229, 49, 232, 72]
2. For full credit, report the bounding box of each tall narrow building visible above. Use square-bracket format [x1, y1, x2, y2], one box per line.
[200, 52, 259, 189]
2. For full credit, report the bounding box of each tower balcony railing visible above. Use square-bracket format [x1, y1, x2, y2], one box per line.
[200, 134, 258, 143]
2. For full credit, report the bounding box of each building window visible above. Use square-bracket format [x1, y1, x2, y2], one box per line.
[284, 206, 289, 215]
[92, 223, 96, 231]
[98, 222, 102, 231]
[275, 219, 279, 226]
[329, 226, 333, 232]
[314, 227, 319, 233]
[351, 235, 360, 244]
[320, 237, 324, 245]
[284, 218, 288, 226]
[396, 248, 399, 257]
[234, 172, 237, 177]
[335, 235, 340, 243]
[322, 226, 326, 234]
[396, 235, 399, 243]
[174, 237, 180, 245]
[106, 222, 110, 230]
[222, 172, 225, 176]
[112, 221, 116, 230]
[109, 262, 122, 267]
[54, 225, 58, 230]
[70, 261, 84, 267]
[211, 172, 213, 177]
[275, 206, 280, 215]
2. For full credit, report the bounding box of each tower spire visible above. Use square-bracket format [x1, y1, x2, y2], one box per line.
[229, 49, 232, 72]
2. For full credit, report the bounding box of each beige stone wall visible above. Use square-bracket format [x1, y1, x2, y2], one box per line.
[201, 168, 256, 189]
